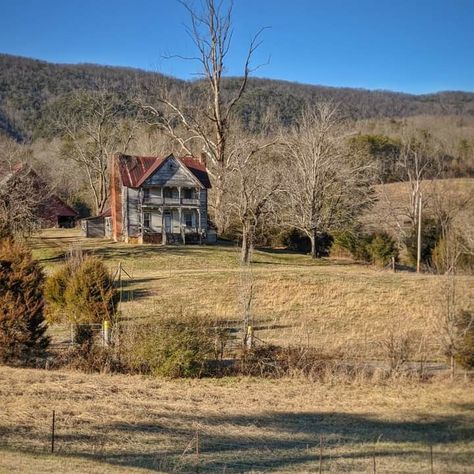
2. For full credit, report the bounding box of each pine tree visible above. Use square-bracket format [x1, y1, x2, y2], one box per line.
[0, 239, 49, 364]
[46, 256, 118, 326]
[65, 257, 118, 324]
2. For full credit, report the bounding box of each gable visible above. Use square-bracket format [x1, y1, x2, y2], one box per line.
[142, 155, 203, 188]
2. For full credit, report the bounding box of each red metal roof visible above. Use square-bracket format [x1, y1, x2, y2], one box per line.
[116, 155, 166, 188]
[115, 154, 211, 189]
[43, 195, 79, 218]
[178, 156, 212, 189]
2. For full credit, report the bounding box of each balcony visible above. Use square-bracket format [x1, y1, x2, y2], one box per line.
[181, 198, 200, 206]
[142, 197, 200, 207]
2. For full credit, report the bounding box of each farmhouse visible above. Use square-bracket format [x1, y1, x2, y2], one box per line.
[111, 153, 214, 244]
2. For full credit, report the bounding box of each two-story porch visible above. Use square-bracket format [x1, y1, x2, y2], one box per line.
[139, 185, 205, 244]
[111, 153, 213, 245]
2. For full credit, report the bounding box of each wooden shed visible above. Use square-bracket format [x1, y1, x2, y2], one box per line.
[81, 216, 106, 238]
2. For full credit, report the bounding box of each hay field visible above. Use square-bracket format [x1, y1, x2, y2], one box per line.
[0, 366, 473, 473]
[363, 178, 474, 237]
[29, 227, 474, 361]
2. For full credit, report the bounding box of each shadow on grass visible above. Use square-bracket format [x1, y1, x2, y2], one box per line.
[92, 244, 239, 262]
[114, 277, 157, 303]
[4, 410, 472, 472]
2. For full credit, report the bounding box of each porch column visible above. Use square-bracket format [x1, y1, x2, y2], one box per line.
[179, 207, 185, 244]
[197, 208, 202, 245]
[161, 208, 166, 245]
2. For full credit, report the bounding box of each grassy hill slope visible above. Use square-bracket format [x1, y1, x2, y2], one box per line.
[29, 226, 474, 362]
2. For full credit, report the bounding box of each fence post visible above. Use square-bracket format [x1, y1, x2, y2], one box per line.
[372, 440, 376, 474]
[195, 429, 200, 473]
[319, 435, 323, 473]
[246, 325, 254, 349]
[430, 445, 434, 473]
[51, 410, 55, 453]
[103, 320, 111, 345]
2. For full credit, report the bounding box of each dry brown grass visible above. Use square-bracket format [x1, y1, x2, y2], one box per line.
[29, 227, 474, 362]
[363, 177, 474, 237]
[0, 366, 473, 473]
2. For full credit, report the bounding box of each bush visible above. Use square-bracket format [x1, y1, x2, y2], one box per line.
[44, 262, 73, 323]
[50, 343, 119, 373]
[366, 232, 398, 266]
[455, 310, 474, 369]
[240, 344, 333, 378]
[432, 235, 474, 275]
[45, 256, 118, 326]
[330, 230, 360, 258]
[331, 231, 397, 266]
[123, 316, 217, 378]
[0, 239, 49, 364]
[65, 257, 118, 324]
[281, 228, 333, 256]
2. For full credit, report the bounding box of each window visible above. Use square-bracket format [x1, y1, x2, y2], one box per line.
[163, 188, 173, 198]
[143, 188, 150, 201]
[184, 211, 194, 227]
[183, 188, 194, 199]
[143, 212, 151, 229]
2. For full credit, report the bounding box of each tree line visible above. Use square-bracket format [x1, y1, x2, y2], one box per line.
[2, 52, 474, 142]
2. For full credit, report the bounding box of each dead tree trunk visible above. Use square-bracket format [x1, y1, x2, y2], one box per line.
[241, 223, 252, 264]
[309, 229, 317, 259]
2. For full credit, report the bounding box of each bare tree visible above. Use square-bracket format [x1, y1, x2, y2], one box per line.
[397, 130, 441, 227]
[227, 138, 280, 263]
[281, 104, 374, 258]
[0, 137, 48, 238]
[429, 182, 474, 273]
[143, 0, 267, 233]
[434, 273, 474, 376]
[53, 90, 140, 215]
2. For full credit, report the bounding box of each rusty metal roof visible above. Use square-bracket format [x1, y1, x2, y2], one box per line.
[42, 195, 78, 218]
[115, 154, 211, 189]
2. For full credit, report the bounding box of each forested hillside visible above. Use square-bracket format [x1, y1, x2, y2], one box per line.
[2, 53, 474, 140]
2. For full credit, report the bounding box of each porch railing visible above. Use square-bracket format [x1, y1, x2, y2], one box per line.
[142, 197, 200, 206]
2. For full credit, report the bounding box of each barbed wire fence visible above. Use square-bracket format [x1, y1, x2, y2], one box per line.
[1, 411, 464, 473]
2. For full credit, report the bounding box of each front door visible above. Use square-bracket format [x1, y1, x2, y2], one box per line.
[164, 213, 172, 233]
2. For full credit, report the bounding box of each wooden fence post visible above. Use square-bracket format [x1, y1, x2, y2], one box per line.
[51, 410, 55, 453]
[195, 429, 200, 473]
[372, 439, 376, 474]
[319, 435, 323, 473]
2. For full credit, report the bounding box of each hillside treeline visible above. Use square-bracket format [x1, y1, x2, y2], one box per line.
[2, 53, 474, 141]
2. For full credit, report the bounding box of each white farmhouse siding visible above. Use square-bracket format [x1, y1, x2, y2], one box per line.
[111, 153, 212, 244]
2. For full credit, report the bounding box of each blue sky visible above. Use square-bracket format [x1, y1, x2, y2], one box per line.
[1, 0, 473, 94]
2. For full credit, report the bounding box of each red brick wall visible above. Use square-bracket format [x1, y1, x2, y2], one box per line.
[110, 154, 123, 240]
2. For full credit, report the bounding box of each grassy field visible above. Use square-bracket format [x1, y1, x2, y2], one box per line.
[0, 366, 473, 473]
[2, 212, 473, 472]
[29, 227, 474, 362]
[364, 178, 474, 238]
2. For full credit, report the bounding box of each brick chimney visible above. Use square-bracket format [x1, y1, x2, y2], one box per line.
[199, 152, 207, 168]
[110, 154, 123, 241]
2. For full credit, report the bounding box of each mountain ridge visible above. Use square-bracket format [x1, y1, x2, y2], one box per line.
[1, 53, 474, 140]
